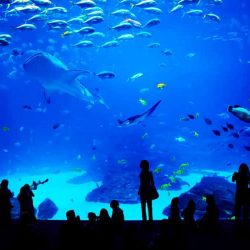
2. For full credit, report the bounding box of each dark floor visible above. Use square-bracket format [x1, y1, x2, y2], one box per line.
[0, 220, 249, 250]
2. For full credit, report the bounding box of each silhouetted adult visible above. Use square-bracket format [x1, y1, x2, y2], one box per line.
[138, 159, 156, 222]
[0, 179, 13, 228]
[96, 208, 112, 249]
[110, 199, 125, 231]
[83, 212, 98, 250]
[17, 184, 36, 225]
[97, 208, 111, 228]
[232, 163, 250, 223]
[181, 199, 197, 230]
[198, 194, 219, 232]
[59, 209, 83, 250]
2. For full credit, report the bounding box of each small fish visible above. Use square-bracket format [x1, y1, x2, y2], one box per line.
[23, 105, 32, 110]
[204, 118, 212, 125]
[117, 159, 127, 165]
[143, 18, 160, 28]
[232, 132, 239, 138]
[2, 126, 10, 132]
[141, 132, 148, 140]
[52, 123, 60, 129]
[202, 196, 207, 201]
[173, 169, 184, 175]
[221, 126, 228, 132]
[228, 143, 234, 149]
[179, 162, 189, 168]
[162, 49, 173, 56]
[212, 129, 221, 136]
[226, 123, 234, 130]
[187, 114, 195, 119]
[153, 167, 162, 173]
[128, 72, 143, 82]
[156, 82, 167, 89]
[244, 146, 250, 151]
[96, 71, 115, 79]
[138, 98, 148, 106]
[193, 131, 199, 137]
[175, 136, 186, 142]
[160, 183, 171, 190]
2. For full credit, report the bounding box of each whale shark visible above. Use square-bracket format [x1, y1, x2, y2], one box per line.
[22, 50, 107, 107]
[118, 100, 162, 126]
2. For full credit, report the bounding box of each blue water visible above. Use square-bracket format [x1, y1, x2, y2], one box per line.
[0, 0, 250, 219]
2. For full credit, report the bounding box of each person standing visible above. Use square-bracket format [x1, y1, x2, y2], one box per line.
[17, 184, 36, 224]
[0, 179, 13, 228]
[138, 159, 156, 222]
[232, 163, 250, 223]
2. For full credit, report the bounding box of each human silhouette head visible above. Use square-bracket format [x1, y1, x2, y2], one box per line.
[187, 199, 196, 210]
[140, 159, 149, 170]
[99, 208, 110, 220]
[206, 194, 215, 205]
[0, 179, 8, 189]
[171, 197, 179, 207]
[238, 163, 249, 175]
[110, 199, 119, 209]
[88, 212, 97, 222]
[66, 209, 76, 221]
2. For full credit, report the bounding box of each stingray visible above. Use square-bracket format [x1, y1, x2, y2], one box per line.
[118, 100, 162, 126]
[23, 50, 107, 107]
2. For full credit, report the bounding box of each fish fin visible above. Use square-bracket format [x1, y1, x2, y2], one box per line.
[142, 100, 162, 117]
[234, 105, 241, 108]
[65, 69, 91, 83]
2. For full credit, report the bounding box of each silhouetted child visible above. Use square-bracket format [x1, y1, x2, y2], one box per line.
[110, 199, 124, 231]
[232, 163, 250, 223]
[198, 194, 219, 232]
[181, 199, 197, 230]
[0, 179, 13, 228]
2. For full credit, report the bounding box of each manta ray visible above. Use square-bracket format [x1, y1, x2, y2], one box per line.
[22, 50, 107, 107]
[118, 100, 162, 126]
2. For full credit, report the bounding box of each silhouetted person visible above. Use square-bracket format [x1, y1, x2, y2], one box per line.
[181, 199, 197, 230]
[168, 197, 181, 226]
[110, 199, 124, 231]
[232, 163, 250, 223]
[138, 159, 156, 222]
[97, 208, 112, 249]
[87, 211, 98, 227]
[17, 184, 36, 225]
[0, 179, 13, 228]
[97, 208, 111, 228]
[59, 209, 83, 250]
[198, 194, 219, 232]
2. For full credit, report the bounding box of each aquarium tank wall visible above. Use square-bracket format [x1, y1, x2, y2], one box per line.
[0, 0, 250, 220]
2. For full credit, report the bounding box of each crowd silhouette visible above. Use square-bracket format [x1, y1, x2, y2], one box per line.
[0, 161, 249, 250]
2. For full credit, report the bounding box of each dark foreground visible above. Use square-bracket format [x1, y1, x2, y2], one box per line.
[0, 220, 249, 250]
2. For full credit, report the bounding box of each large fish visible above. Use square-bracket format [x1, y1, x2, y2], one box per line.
[228, 105, 250, 123]
[118, 100, 161, 126]
[22, 50, 107, 107]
